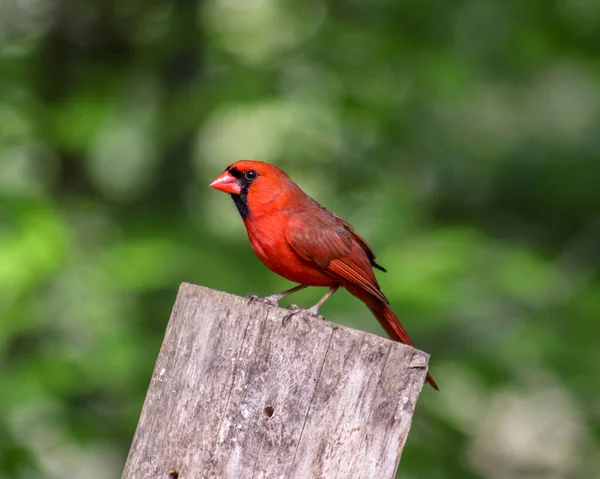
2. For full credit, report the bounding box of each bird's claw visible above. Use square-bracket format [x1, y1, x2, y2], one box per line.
[282, 309, 308, 326]
[246, 294, 280, 307]
[303, 306, 324, 320]
[246, 294, 260, 303]
[282, 307, 323, 326]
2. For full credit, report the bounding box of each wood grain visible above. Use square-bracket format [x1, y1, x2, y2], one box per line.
[122, 283, 429, 479]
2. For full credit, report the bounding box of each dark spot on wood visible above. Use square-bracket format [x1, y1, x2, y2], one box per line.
[366, 350, 385, 363]
[168, 471, 179, 479]
[264, 406, 275, 418]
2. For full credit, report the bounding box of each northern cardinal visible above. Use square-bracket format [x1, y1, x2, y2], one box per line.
[210, 160, 438, 390]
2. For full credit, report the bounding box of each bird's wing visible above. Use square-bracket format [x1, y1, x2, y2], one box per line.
[332, 213, 387, 272]
[285, 210, 388, 304]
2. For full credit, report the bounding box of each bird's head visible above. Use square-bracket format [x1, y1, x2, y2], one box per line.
[209, 160, 295, 218]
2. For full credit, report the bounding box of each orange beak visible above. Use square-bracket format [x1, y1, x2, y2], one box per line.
[209, 171, 242, 195]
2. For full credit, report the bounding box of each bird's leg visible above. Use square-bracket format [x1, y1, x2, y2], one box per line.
[247, 284, 307, 307]
[284, 285, 340, 324]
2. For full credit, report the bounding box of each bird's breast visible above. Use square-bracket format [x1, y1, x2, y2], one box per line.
[243, 215, 334, 287]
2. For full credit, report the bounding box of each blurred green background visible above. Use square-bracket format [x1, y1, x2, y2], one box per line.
[1, 0, 600, 477]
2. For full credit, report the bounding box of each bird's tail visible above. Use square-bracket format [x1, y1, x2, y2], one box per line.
[346, 284, 439, 391]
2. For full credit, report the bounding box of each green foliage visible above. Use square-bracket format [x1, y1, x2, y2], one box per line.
[1, 0, 599, 477]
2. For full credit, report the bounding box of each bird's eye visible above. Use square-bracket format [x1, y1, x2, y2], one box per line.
[245, 170, 258, 181]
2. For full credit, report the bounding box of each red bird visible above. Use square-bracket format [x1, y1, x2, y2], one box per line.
[210, 160, 438, 390]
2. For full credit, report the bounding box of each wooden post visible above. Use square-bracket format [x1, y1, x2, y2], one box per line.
[122, 283, 429, 479]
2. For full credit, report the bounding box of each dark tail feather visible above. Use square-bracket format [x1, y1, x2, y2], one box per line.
[346, 284, 439, 391]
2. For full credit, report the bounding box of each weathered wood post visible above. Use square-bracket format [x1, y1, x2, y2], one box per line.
[122, 282, 429, 479]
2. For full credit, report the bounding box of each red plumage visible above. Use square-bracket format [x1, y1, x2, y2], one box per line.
[210, 160, 438, 390]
